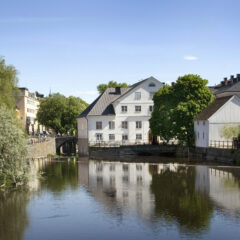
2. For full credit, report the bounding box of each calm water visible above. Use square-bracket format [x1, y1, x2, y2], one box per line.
[1, 158, 240, 240]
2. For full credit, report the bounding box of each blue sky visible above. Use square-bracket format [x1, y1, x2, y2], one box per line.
[1, 0, 240, 103]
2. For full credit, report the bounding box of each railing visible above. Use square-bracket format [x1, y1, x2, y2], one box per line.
[27, 137, 51, 145]
[209, 140, 233, 149]
[89, 140, 147, 147]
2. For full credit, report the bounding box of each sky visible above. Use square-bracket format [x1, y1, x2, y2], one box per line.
[1, 0, 240, 103]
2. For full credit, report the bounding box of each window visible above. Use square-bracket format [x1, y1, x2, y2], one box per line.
[149, 82, 156, 87]
[136, 121, 142, 129]
[122, 134, 128, 140]
[135, 92, 141, 100]
[136, 134, 142, 140]
[122, 121, 128, 129]
[96, 121, 102, 129]
[136, 164, 142, 171]
[149, 92, 154, 100]
[109, 121, 115, 129]
[149, 106, 153, 112]
[109, 134, 115, 141]
[203, 132, 205, 139]
[197, 132, 199, 139]
[122, 164, 129, 171]
[197, 121, 199, 125]
[121, 106, 127, 112]
[27, 108, 35, 113]
[203, 121, 205, 125]
[96, 133, 103, 141]
[135, 106, 141, 112]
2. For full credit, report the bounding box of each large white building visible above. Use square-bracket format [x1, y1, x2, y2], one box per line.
[194, 95, 240, 148]
[77, 77, 164, 155]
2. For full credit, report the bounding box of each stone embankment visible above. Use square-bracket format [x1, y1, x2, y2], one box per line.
[89, 144, 240, 164]
[27, 137, 56, 159]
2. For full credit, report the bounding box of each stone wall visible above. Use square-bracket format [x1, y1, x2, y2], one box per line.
[27, 138, 56, 159]
[89, 144, 240, 164]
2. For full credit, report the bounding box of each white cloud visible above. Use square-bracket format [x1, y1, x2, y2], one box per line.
[184, 56, 198, 61]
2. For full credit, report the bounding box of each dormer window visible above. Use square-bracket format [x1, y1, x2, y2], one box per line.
[149, 82, 156, 87]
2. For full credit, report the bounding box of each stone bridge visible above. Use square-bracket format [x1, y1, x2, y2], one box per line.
[55, 136, 77, 155]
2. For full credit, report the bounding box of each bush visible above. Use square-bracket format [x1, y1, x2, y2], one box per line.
[0, 105, 28, 188]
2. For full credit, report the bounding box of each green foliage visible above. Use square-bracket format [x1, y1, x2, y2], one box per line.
[0, 57, 19, 109]
[37, 93, 88, 134]
[0, 105, 28, 188]
[150, 74, 213, 146]
[97, 80, 130, 94]
[150, 165, 213, 232]
[220, 125, 240, 140]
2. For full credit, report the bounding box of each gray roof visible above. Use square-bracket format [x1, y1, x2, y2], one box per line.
[195, 96, 233, 121]
[214, 81, 240, 94]
[78, 88, 130, 117]
[78, 76, 163, 118]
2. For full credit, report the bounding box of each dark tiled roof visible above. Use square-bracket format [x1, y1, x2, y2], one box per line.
[215, 81, 240, 94]
[78, 88, 130, 118]
[78, 76, 163, 118]
[195, 96, 233, 121]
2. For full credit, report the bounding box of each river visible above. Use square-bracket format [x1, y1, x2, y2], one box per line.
[1, 157, 240, 240]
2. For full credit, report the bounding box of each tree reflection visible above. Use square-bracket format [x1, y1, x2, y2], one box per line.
[0, 190, 29, 240]
[149, 165, 214, 233]
[41, 159, 79, 193]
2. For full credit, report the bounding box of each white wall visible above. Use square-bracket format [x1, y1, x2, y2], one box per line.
[84, 78, 163, 145]
[87, 115, 150, 143]
[194, 120, 209, 147]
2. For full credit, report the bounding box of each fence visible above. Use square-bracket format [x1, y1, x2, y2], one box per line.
[89, 140, 147, 147]
[209, 140, 233, 149]
[27, 137, 51, 145]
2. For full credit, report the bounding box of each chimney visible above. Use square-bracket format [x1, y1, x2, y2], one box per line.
[237, 74, 240, 82]
[171, 82, 175, 86]
[115, 87, 121, 94]
[221, 81, 225, 86]
[224, 77, 228, 86]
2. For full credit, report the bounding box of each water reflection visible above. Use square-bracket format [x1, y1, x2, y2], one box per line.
[79, 161, 240, 234]
[1, 159, 240, 240]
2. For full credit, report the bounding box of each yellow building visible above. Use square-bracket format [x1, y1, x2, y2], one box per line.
[16, 88, 45, 135]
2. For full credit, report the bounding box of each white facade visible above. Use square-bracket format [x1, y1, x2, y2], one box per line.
[77, 78, 163, 149]
[194, 95, 240, 147]
[16, 88, 45, 135]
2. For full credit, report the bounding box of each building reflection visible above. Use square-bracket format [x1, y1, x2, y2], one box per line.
[78, 160, 240, 232]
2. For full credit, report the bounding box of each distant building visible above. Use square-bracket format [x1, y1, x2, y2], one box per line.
[16, 87, 45, 135]
[209, 74, 240, 98]
[194, 95, 240, 148]
[77, 77, 164, 155]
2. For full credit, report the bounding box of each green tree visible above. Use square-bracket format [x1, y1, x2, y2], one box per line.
[0, 58, 19, 109]
[220, 125, 240, 140]
[97, 80, 130, 94]
[0, 105, 28, 188]
[150, 74, 213, 146]
[37, 94, 88, 134]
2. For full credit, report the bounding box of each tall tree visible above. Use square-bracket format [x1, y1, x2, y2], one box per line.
[37, 94, 88, 134]
[150, 74, 213, 146]
[0, 58, 19, 109]
[97, 81, 130, 94]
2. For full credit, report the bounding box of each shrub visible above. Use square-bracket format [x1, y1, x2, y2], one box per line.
[0, 105, 28, 188]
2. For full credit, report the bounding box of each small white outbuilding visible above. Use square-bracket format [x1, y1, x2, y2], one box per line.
[194, 95, 240, 148]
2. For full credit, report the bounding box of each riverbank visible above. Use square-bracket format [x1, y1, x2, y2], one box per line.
[88, 144, 240, 165]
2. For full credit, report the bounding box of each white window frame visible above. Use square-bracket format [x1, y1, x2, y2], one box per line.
[121, 121, 128, 129]
[96, 121, 102, 130]
[136, 134, 142, 140]
[96, 133, 103, 141]
[109, 134, 115, 141]
[121, 106, 127, 113]
[135, 105, 141, 113]
[135, 92, 141, 100]
[136, 121, 142, 129]
[109, 121, 115, 129]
